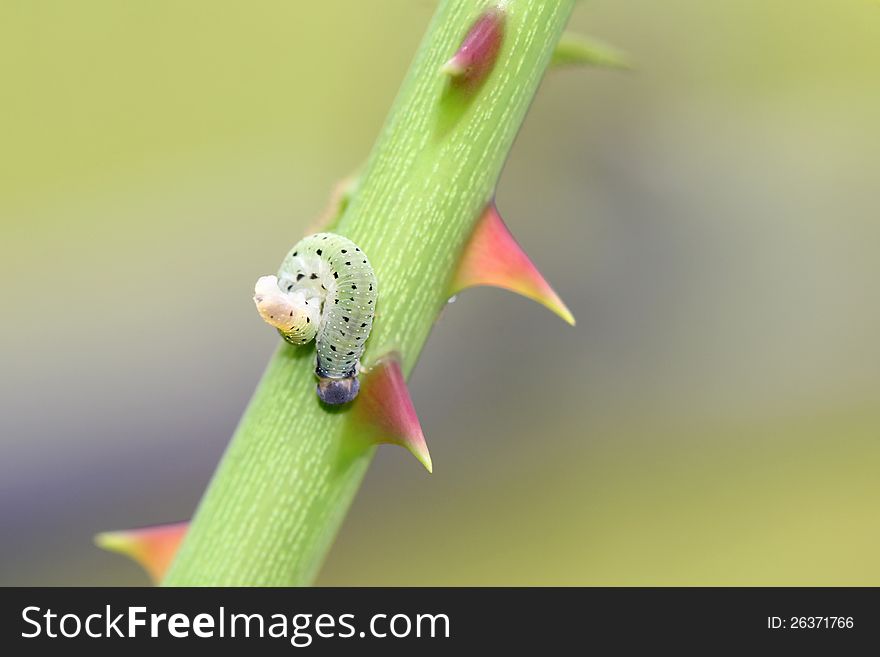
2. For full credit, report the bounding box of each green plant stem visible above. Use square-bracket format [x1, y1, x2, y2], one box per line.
[163, 0, 576, 586]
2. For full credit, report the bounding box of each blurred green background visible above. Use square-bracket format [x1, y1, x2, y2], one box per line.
[2, 0, 879, 586]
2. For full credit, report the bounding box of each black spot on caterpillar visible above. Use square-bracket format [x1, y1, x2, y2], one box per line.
[253, 233, 378, 405]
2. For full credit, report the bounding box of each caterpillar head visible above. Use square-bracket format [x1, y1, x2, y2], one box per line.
[316, 376, 360, 405]
[253, 275, 318, 344]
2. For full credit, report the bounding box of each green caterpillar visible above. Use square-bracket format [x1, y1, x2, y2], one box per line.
[253, 233, 378, 405]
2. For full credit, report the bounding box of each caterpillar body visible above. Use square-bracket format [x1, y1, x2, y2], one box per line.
[253, 233, 378, 405]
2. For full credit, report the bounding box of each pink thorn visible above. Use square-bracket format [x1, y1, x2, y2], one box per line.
[356, 354, 432, 473]
[451, 203, 575, 326]
[95, 521, 188, 583]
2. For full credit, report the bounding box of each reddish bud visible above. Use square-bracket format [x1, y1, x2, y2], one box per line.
[441, 5, 506, 87]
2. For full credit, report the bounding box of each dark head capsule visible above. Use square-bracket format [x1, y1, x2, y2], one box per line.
[316, 376, 360, 405]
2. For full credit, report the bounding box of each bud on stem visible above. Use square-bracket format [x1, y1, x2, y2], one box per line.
[440, 3, 507, 88]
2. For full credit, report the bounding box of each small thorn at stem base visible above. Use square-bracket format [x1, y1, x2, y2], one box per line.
[95, 521, 188, 583]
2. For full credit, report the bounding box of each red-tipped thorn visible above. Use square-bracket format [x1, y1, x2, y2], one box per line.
[440, 5, 506, 86]
[94, 521, 188, 583]
[450, 203, 575, 326]
[355, 354, 432, 473]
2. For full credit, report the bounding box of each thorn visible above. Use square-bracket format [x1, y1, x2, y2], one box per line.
[306, 173, 360, 234]
[551, 32, 633, 71]
[440, 5, 506, 88]
[94, 521, 188, 583]
[450, 203, 575, 326]
[355, 354, 432, 473]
